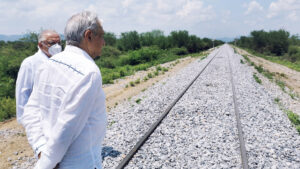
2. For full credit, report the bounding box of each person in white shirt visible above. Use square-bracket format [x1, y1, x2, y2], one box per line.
[22, 11, 107, 169]
[16, 30, 61, 126]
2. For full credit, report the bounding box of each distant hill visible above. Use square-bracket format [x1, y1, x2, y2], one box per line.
[0, 34, 65, 42]
[0, 34, 24, 41]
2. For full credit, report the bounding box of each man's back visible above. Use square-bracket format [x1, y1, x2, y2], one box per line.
[23, 45, 107, 169]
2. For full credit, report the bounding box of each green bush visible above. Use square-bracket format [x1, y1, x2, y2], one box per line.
[287, 46, 300, 62]
[169, 47, 188, 55]
[0, 97, 16, 121]
[101, 46, 122, 58]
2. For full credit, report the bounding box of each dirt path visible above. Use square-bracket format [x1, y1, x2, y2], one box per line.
[235, 47, 300, 95]
[0, 52, 208, 168]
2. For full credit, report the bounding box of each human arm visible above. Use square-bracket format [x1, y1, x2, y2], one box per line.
[16, 60, 33, 125]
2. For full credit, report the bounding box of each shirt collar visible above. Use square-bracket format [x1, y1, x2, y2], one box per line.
[37, 48, 50, 60]
[64, 45, 95, 62]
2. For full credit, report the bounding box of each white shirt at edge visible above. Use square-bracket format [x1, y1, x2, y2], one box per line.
[16, 49, 49, 126]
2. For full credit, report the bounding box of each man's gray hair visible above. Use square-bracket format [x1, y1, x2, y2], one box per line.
[64, 11, 103, 46]
[38, 30, 59, 43]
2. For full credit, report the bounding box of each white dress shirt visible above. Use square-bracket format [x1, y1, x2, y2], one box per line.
[22, 45, 107, 169]
[16, 49, 49, 125]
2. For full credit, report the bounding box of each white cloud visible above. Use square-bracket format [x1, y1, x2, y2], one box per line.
[267, 0, 300, 20]
[122, 0, 135, 8]
[244, 1, 263, 15]
[176, 0, 215, 22]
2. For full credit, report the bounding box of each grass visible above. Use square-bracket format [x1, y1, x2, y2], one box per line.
[135, 98, 142, 104]
[162, 67, 169, 72]
[275, 79, 286, 92]
[254, 65, 264, 73]
[129, 81, 135, 87]
[134, 78, 140, 84]
[262, 70, 274, 80]
[147, 73, 153, 78]
[143, 76, 149, 81]
[242, 54, 251, 63]
[289, 92, 298, 100]
[156, 65, 162, 71]
[253, 73, 262, 84]
[286, 110, 300, 134]
[274, 99, 300, 135]
[243, 48, 300, 72]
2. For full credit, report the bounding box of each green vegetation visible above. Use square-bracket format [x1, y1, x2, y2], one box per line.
[286, 110, 300, 134]
[254, 65, 263, 73]
[274, 97, 280, 103]
[135, 98, 142, 104]
[233, 29, 300, 71]
[253, 73, 262, 84]
[240, 59, 244, 64]
[0, 30, 223, 122]
[275, 79, 286, 92]
[0, 97, 16, 121]
[274, 99, 300, 135]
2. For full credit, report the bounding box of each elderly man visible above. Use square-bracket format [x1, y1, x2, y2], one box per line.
[22, 11, 107, 169]
[16, 30, 61, 126]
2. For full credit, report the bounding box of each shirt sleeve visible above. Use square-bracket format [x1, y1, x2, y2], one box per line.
[35, 72, 102, 169]
[21, 68, 47, 158]
[16, 60, 33, 125]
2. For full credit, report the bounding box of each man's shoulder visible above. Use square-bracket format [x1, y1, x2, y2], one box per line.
[21, 51, 47, 67]
[51, 51, 100, 76]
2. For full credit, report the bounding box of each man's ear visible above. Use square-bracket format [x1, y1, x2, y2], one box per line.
[84, 30, 92, 41]
[38, 42, 43, 49]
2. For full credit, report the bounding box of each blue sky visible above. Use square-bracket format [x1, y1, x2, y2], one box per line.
[0, 0, 299, 38]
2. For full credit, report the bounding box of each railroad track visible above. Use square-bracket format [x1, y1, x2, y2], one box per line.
[116, 45, 249, 169]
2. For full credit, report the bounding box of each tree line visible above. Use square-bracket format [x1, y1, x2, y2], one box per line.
[233, 29, 300, 62]
[0, 30, 223, 121]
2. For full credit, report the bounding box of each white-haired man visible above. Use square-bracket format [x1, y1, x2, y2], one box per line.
[16, 30, 61, 125]
[22, 11, 107, 169]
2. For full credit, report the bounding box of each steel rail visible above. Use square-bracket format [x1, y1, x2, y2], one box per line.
[115, 48, 221, 169]
[227, 51, 249, 169]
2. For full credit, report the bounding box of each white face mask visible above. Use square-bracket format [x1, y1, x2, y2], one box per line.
[48, 43, 62, 56]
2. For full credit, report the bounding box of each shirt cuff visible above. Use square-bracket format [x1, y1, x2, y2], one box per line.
[34, 152, 57, 169]
[33, 138, 47, 158]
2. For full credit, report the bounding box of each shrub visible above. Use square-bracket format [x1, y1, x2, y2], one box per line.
[147, 73, 153, 78]
[0, 97, 16, 121]
[169, 47, 188, 55]
[287, 46, 300, 62]
[130, 81, 135, 87]
[134, 78, 140, 84]
[101, 46, 122, 58]
[156, 65, 162, 71]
